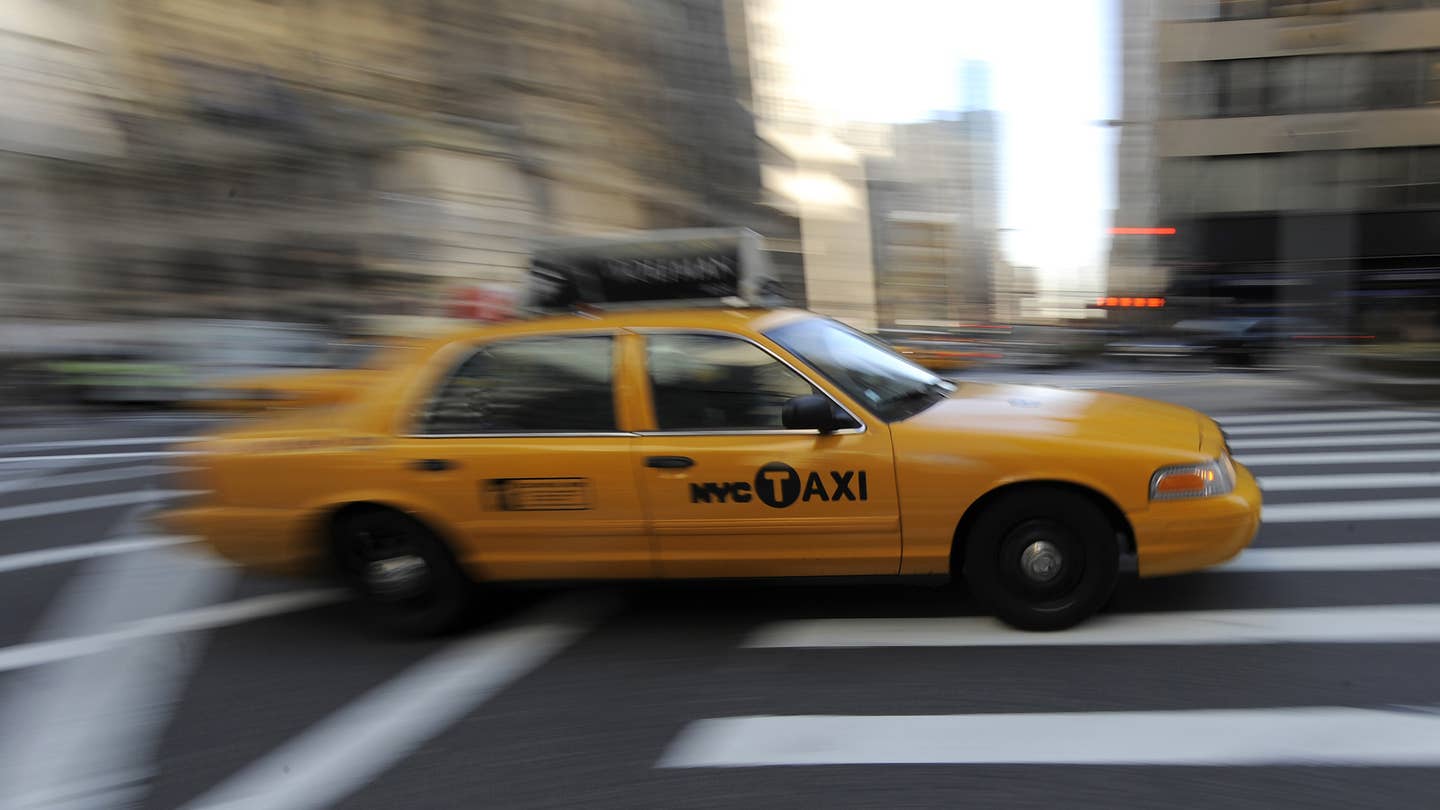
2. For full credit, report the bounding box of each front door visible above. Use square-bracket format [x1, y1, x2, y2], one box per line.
[634, 332, 900, 578]
[398, 332, 651, 580]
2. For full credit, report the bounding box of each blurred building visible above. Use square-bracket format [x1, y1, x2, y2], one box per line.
[0, 0, 796, 326]
[994, 260, 1042, 323]
[1136, 0, 1440, 340]
[742, 0, 879, 329]
[867, 112, 1000, 327]
[1106, 0, 1165, 302]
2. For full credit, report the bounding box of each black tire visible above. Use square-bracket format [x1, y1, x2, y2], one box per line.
[962, 487, 1120, 631]
[331, 507, 475, 637]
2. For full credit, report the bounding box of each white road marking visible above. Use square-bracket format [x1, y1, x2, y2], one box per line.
[1264, 498, 1440, 523]
[0, 538, 236, 809]
[1230, 432, 1440, 450]
[0, 489, 202, 523]
[1220, 542, 1440, 572]
[0, 464, 185, 496]
[0, 451, 196, 464]
[1239, 449, 1440, 466]
[0, 535, 197, 574]
[658, 707, 1440, 768]
[0, 589, 344, 673]
[1258, 472, 1440, 491]
[744, 604, 1440, 649]
[1216, 409, 1432, 425]
[1225, 419, 1440, 437]
[183, 594, 614, 810]
[0, 435, 191, 453]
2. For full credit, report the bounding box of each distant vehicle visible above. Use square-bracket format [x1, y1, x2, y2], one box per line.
[879, 328, 1000, 372]
[1108, 316, 1333, 368]
[1175, 316, 1329, 367]
[46, 320, 340, 407]
[193, 339, 424, 412]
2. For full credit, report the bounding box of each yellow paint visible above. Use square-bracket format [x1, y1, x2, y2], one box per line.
[158, 308, 1261, 584]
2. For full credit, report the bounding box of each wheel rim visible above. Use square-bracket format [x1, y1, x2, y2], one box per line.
[997, 519, 1086, 606]
[342, 516, 435, 604]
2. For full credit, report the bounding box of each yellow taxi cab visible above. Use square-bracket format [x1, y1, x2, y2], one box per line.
[192, 340, 423, 412]
[160, 306, 1261, 635]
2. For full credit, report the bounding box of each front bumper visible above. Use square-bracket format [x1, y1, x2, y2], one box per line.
[1129, 461, 1262, 577]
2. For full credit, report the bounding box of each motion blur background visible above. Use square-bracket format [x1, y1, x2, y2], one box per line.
[2, 0, 1437, 408]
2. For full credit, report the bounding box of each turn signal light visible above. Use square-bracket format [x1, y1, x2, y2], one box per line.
[1150, 458, 1235, 501]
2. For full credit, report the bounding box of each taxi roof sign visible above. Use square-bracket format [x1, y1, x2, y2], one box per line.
[523, 228, 786, 311]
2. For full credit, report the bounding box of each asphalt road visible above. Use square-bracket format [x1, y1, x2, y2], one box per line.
[3, 370, 1440, 809]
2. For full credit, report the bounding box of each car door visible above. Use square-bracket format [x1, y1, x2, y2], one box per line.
[394, 332, 652, 580]
[633, 330, 901, 578]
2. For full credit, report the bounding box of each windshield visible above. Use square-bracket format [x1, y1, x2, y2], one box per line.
[766, 317, 953, 422]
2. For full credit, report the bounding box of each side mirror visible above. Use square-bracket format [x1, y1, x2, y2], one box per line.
[782, 394, 858, 433]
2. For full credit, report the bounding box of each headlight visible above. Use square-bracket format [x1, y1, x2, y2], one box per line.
[1150, 456, 1235, 501]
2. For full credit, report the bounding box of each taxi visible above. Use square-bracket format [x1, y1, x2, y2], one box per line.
[190, 340, 424, 412]
[160, 306, 1261, 635]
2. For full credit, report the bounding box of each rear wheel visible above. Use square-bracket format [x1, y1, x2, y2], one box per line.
[331, 507, 475, 637]
[962, 488, 1119, 631]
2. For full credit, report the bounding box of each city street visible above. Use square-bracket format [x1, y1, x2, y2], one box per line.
[3, 370, 1440, 809]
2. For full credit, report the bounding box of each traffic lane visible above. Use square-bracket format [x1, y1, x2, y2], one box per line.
[0, 564, 78, 649]
[338, 582, 1440, 810]
[143, 587, 582, 810]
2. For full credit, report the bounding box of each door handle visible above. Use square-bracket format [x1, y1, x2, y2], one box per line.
[645, 455, 694, 469]
[412, 458, 455, 472]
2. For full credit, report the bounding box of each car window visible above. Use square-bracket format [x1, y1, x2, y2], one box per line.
[421, 335, 616, 434]
[766, 317, 950, 422]
[646, 333, 818, 430]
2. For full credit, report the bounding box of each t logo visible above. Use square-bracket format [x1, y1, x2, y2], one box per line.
[754, 461, 801, 508]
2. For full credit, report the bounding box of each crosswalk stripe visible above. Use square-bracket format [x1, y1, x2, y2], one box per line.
[1219, 542, 1440, 572]
[182, 594, 614, 810]
[0, 536, 197, 574]
[1258, 472, 1440, 491]
[0, 489, 201, 523]
[1216, 409, 1432, 425]
[1225, 420, 1440, 437]
[744, 604, 1440, 648]
[1231, 432, 1440, 450]
[0, 464, 185, 496]
[0, 451, 196, 464]
[658, 708, 1440, 768]
[1239, 449, 1440, 466]
[0, 436, 190, 453]
[0, 589, 344, 673]
[1264, 498, 1440, 523]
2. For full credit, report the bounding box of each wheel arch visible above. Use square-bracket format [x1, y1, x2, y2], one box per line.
[314, 499, 467, 575]
[948, 480, 1136, 578]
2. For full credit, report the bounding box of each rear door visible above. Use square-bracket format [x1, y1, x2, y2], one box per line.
[632, 330, 901, 578]
[395, 332, 651, 580]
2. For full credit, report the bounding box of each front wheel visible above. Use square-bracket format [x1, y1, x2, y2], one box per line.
[962, 488, 1120, 631]
[331, 507, 476, 637]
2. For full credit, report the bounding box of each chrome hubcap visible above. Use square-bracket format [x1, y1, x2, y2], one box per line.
[365, 554, 429, 599]
[1019, 540, 1063, 583]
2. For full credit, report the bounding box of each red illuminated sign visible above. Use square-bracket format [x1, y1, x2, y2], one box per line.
[1109, 227, 1177, 236]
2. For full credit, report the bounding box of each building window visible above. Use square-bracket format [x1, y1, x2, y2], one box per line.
[1217, 0, 1267, 18]
[1369, 51, 1421, 109]
[1219, 59, 1267, 116]
[1425, 52, 1440, 104]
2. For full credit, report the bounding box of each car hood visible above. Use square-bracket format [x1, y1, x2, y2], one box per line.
[897, 382, 1203, 454]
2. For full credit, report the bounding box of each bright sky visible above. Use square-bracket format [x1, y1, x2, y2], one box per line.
[777, 0, 1117, 296]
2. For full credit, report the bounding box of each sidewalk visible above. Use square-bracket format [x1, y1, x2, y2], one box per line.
[1294, 352, 1440, 403]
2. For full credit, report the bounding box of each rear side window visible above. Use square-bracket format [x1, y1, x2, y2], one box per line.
[421, 335, 615, 434]
[646, 333, 817, 430]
